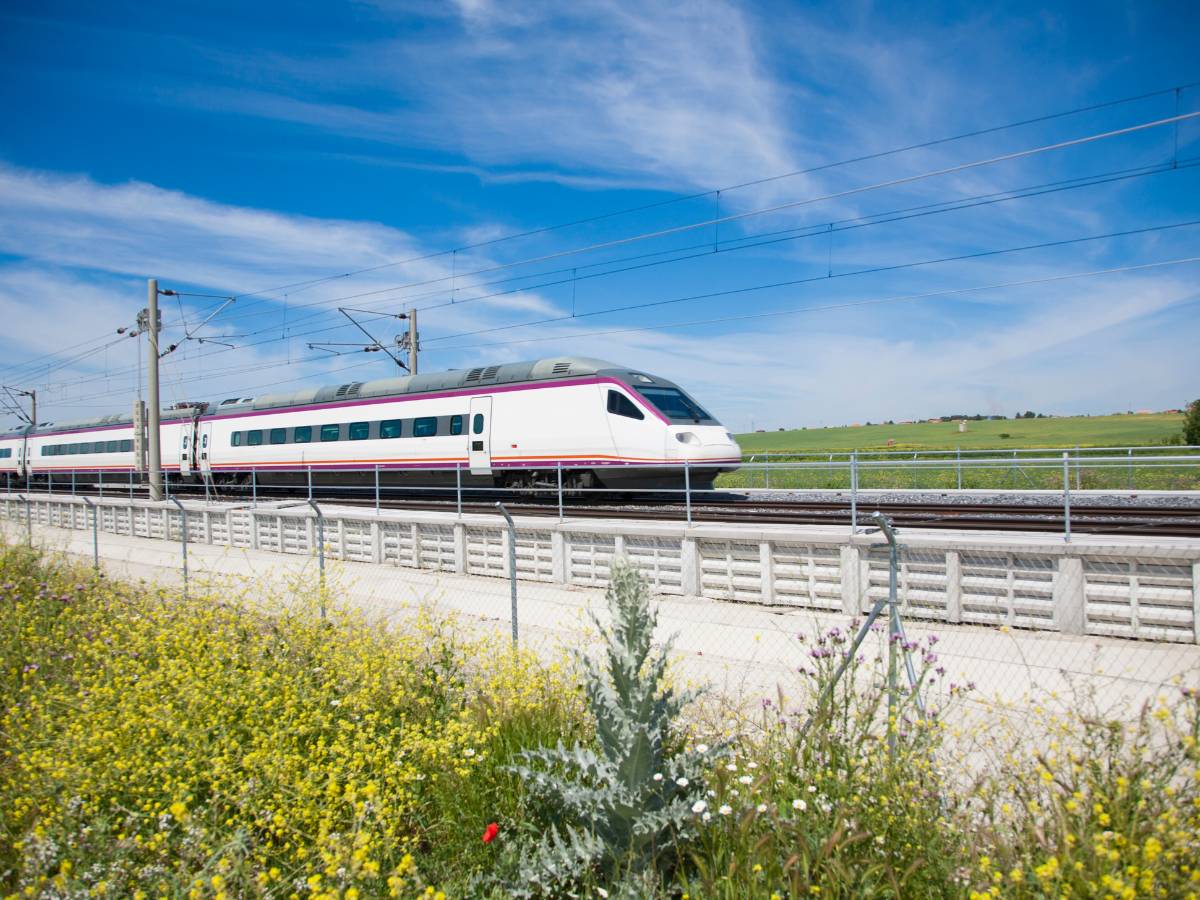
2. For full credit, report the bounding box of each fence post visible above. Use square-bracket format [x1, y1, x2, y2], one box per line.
[1074, 445, 1082, 491]
[169, 497, 188, 597]
[251, 469, 257, 507]
[82, 497, 99, 571]
[956, 446, 962, 490]
[374, 464, 380, 514]
[1127, 447, 1134, 492]
[1062, 451, 1071, 543]
[98, 475, 104, 500]
[308, 498, 326, 620]
[71, 469, 75, 497]
[850, 450, 858, 533]
[307, 465, 313, 501]
[495, 502, 518, 649]
[683, 460, 692, 527]
[556, 461, 564, 523]
[764, 454, 771, 490]
[455, 465, 462, 518]
[129, 471, 134, 500]
[22, 493, 31, 547]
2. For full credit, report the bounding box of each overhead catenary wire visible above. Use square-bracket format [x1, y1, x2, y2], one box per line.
[3, 84, 1196, 388]
[20, 214, 1200, 404]
[431, 255, 1200, 353]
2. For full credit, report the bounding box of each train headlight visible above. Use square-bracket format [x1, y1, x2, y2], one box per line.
[675, 432, 700, 445]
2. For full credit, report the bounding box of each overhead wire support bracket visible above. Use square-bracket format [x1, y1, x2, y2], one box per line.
[337, 307, 409, 370]
[156, 290, 238, 358]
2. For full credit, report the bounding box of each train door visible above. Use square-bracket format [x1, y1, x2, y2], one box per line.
[197, 422, 213, 478]
[468, 396, 493, 475]
[178, 423, 194, 477]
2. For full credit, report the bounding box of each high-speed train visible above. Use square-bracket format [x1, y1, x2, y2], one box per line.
[0, 357, 742, 491]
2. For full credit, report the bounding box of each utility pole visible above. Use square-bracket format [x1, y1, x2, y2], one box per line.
[2, 386, 36, 429]
[407, 307, 418, 374]
[146, 278, 163, 501]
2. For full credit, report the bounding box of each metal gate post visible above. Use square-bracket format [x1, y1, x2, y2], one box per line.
[496, 502, 518, 649]
[1074, 445, 1082, 491]
[684, 460, 692, 526]
[1062, 452, 1071, 543]
[307, 465, 313, 501]
[169, 497, 188, 597]
[82, 497, 99, 571]
[98, 475, 104, 500]
[556, 461, 564, 523]
[308, 498, 326, 620]
[850, 451, 858, 533]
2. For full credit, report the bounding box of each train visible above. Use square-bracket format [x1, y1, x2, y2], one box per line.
[0, 357, 742, 492]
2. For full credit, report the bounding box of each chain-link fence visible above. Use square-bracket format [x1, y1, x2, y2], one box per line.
[3, 487, 1197, 749]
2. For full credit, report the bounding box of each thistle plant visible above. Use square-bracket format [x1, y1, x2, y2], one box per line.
[507, 561, 719, 897]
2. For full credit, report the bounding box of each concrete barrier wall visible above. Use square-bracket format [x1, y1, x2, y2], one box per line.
[4, 494, 1199, 645]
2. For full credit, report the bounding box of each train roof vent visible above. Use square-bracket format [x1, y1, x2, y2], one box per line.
[465, 367, 484, 383]
[334, 382, 363, 399]
[481, 365, 500, 380]
[219, 398, 241, 406]
[551, 361, 571, 376]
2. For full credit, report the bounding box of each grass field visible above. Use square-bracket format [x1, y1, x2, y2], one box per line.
[735, 412, 1185, 453]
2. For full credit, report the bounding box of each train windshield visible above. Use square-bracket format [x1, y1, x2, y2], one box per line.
[634, 386, 716, 424]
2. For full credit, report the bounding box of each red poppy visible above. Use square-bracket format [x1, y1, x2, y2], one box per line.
[482, 822, 499, 844]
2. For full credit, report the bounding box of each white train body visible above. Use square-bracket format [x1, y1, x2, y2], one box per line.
[0, 357, 741, 491]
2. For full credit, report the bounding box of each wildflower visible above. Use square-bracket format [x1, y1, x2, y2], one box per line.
[463, 748, 476, 757]
[739, 775, 753, 785]
[676, 777, 689, 787]
[718, 804, 732, 816]
[482, 822, 499, 844]
[702, 811, 712, 822]
[695, 743, 709, 753]
[653, 773, 663, 782]
[757, 803, 768, 813]
[692, 800, 707, 814]
[793, 799, 807, 811]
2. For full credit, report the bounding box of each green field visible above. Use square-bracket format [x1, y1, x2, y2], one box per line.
[735, 412, 1185, 453]
[717, 412, 1197, 491]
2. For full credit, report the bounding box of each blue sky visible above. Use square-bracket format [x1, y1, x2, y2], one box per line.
[0, 0, 1197, 432]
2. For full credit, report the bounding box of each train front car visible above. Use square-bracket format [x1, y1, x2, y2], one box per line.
[590, 363, 742, 491]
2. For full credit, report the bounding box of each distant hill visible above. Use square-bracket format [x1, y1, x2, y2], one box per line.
[735, 413, 1184, 453]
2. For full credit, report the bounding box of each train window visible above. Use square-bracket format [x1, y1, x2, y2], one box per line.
[247, 430, 263, 447]
[413, 417, 437, 438]
[183, 436, 189, 449]
[106, 441, 119, 452]
[472, 413, 484, 435]
[120, 440, 133, 452]
[607, 390, 645, 420]
[348, 422, 370, 441]
[634, 386, 714, 423]
[69, 443, 80, 454]
[202, 435, 208, 448]
[269, 428, 287, 445]
[320, 424, 341, 442]
[293, 426, 312, 444]
[232, 432, 242, 447]
[449, 415, 463, 436]
[380, 419, 402, 439]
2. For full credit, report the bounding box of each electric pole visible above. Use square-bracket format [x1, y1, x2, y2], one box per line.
[146, 278, 163, 501]
[2, 386, 36, 430]
[408, 307, 418, 374]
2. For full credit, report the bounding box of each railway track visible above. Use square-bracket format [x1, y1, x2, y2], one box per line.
[15, 484, 1200, 537]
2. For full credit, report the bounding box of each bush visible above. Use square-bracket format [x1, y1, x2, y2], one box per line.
[1184, 398, 1200, 445]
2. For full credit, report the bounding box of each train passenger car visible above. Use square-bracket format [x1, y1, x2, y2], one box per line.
[196, 357, 741, 490]
[0, 428, 27, 483]
[22, 407, 202, 485]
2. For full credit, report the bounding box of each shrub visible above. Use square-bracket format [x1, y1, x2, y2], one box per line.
[506, 561, 720, 897]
